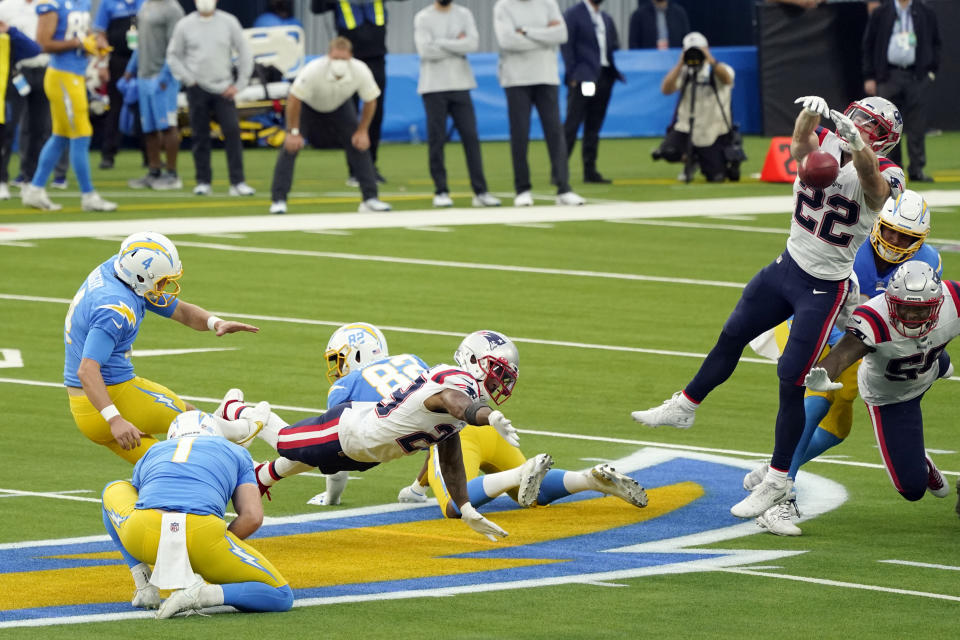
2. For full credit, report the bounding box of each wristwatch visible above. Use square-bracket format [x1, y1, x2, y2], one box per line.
[288, 128, 300, 136]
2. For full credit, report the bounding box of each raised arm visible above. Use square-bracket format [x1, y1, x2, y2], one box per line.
[791, 95, 830, 163]
[830, 109, 890, 211]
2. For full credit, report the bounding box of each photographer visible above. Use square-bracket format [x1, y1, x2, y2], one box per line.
[654, 32, 738, 183]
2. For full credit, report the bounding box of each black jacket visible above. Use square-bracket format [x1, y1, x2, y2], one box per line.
[628, 1, 689, 50]
[561, 2, 624, 85]
[311, 0, 409, 60]
[863, 0, 941, 82]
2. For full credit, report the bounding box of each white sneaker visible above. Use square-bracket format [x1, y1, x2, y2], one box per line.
[229, 182, 256, 196]
[0, 183, 9, 200]
[513, 191, 534, 207]
[193, 183, 212, 196]
[345, 176, 360, 188]
[731, 476, 789, 518]
[743, 462, 769, 491]
[151, 173, 182, 190]
[81, 191, 118, 212]
[926, 455, 950, 498]
[270, 200, 287, 214]
[631, 391, 696, 429]
[590, 464, 648, 507]
[156, 580, 206, 619]
[517, 453, 553, 507]
[21, 184, 62, 211]
[398, 484, 429, 503]
[358, 198, 391, 212]
[756, 499, 802, 536]
[472, 192, 501, 207]
[128, 174, 155, 189]
[214, 388, 245, 420]
[556, 190, 586, 206]
[432, 192, 454, 208]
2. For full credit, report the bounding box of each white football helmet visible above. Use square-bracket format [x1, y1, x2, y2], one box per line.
[838, 96, 902, 156]
[167, 410, 223, 439]
[454, 330, 520, 405]
[885, 261, 943, 338]
[114, 232, 182, 307]
[324, 322, 389, 383]
[871, 190, 930, 264]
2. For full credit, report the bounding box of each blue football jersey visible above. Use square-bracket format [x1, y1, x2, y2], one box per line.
[36, 0, 93, 75]
[63, 258, 178, 387]
[132, 436, 256, 518]
[327, 353, 429, 406]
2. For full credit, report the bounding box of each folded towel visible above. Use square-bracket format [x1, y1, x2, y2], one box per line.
[149, 512, 198, 589]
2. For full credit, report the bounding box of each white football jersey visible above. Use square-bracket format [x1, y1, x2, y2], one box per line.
[847, 282, 960, 405]
[337, 364, 481, 463]
[786, 129, 905, 281]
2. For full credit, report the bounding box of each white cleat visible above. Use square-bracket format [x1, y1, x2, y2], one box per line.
[591, 464, 648, 507]
[132, 584, 162, 609]
[237, 401, 270, 449]
[743, 462, 769, 491]
[472, 192, 501, 207]
[0, 182, 10, 200]
[927, 455, 950, 498]
[517, 453, 553, 507]
[358, 198, 391, 212]
[397, 484, 429, 503]
[631, 391, 696, 429]
[214, 388, 245, 420]
[229, 182, 256, 196]
[731, 477, 790, 519]
[513, 190, 534, 207]
[156, 580, 206, 619]
[756, 499, 802, 536]
[307, 491, 340, 506]
[556, 190, 586, 206]
[269, 200, 287, 214]
[21, 184, 62, 210]
[193, 183, 212, 196]
[81, 191, 118, 212]
[432, 192, 453, 208]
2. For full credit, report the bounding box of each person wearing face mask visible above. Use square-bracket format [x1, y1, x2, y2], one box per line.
[268, 37, 390, 215]
[166, 0, 255, 197]
[628, 0, 690, 51]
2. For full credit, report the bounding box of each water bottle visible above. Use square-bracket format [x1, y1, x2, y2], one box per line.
[408, 124, 420, 144]
[12, 73, 30, 96]
[126, 25, 138, 51]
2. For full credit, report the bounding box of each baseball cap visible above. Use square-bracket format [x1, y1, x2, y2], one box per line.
[682, 31, 708, 51]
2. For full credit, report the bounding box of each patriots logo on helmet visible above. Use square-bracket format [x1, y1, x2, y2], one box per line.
[893, 110, 903, 126]
[888, 175, 903, 192]
[479, 331, 507, 348]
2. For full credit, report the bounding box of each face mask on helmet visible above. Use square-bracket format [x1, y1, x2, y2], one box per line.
[113, 231, 183, 307]
[167, 410, 223, 439]
[870, 190, 930, 264]
[885, 261, 943, 338]
[324, 323, 389, 384]
[839, 99, 902, 156]
[454, 330, 520, 405]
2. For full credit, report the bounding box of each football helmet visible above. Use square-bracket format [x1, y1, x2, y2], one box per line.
[167, 411, 223, 439]
[838, 97, 902, 156]
[870, 190, 930, 264]
[454, 330, 520, 405]
[325, 322, 389, 383]
[885, 261, 943, 338]
[114, 232, 182, 307]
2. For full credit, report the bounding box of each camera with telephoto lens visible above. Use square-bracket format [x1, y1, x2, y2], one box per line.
[683, 46, 705, 69]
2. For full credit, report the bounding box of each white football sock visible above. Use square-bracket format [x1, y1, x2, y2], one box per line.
[480, 467, 522, 498]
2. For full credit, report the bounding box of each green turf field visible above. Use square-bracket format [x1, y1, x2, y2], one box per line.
[1, 135, 959, 637]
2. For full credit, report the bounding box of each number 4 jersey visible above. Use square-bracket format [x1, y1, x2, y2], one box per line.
[848, 280, 960, 406]
[337, 364, 482, 463]
[787, 127, 905, 281]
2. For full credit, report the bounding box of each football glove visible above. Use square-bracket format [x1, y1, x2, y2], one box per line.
[804, 367, 843, 392]
[830, 109, 866, 151]
[460, 502, 508, 541]
[80, 33, 113, 57]
[794, 95, 830, 119]
[488, 410, 519, 447]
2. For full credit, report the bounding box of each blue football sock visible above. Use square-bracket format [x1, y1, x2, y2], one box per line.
[31, 135, 69, 187]
[535, 469, 571, 506]
[100, 505, 140, 569]
[799, 428, 844, 467]
[467, 476, 492, 508]
[69, 136, 93, 193]
[221, 583, 293, 612]
[788, 395, 832, 478]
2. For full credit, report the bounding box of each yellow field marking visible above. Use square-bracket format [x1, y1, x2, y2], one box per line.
[0, 482, 701, 611]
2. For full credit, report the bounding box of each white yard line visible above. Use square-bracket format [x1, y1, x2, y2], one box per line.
[878, 560, 960, 571]
[719, 568, 960, 602]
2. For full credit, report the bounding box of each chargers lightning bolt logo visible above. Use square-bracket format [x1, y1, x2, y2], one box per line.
[134, 387, 182, 412]
[97, 301, 137, 327]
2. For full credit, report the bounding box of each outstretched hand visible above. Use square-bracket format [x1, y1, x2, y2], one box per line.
[794, 95, 830, 119]
[830, 109, 866, 151]
[214, 321, 260, 336]
[804, 367, 843, 392]
[488, 410, 519, 447]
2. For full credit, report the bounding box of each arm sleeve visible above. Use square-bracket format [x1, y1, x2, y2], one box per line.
[356, 64, 381, 102]
[165, 24, 195, 86]
[523, 1, 567, 46]
[8, 27, 42, 62]
[146, 295, 178, 318]
[235, 449, 257, 487]
[414, 14, 447, 60]
[494, 3, 539, 52]
[437, 11, 479, 55]
[81, 326, 120, 365]
[232, 17, 254, 92]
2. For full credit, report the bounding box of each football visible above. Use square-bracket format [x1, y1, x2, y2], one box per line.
[799, 150, 840, 189]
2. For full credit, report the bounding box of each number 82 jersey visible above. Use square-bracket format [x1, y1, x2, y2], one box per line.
[787, 127, 905, 281]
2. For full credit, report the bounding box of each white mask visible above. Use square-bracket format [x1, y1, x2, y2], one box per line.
[196, 0, 216, 13]
[329, 59, 349, 79]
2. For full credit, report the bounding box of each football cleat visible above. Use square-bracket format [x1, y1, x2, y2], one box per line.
[731, 477, 790, 519]
[926, 455, 950, 498]
[21, 184, 62, 211]
[756, 499, 802, 536]
[82, 191, 118, 212]
[631, 391, 696, 429]
[743, 462, 769, 491]
[398, 484, 429, 503]
[472, 192, 501, 207]
[556, 191, 586, 206]
[591, 464, 648, 507]
[513, 191, 534, 207]
[253, 462, 273, 500]
[358, 198, 391, 212]
[193, 183, 212, 196]
[270, 200, 287, 214]
[236, 401, 269, 448]
[229, 182, 256, 196]
[156, 580, 206, 619]
[215, 388, 245, 421]
[132, 584, 162, 609]
[517, 453, 553, 507]
[432, 192, 453, 208]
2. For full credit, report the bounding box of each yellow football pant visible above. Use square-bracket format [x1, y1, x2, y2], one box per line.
[44, 68, 92, 138]
[102, 481, 287, 588]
